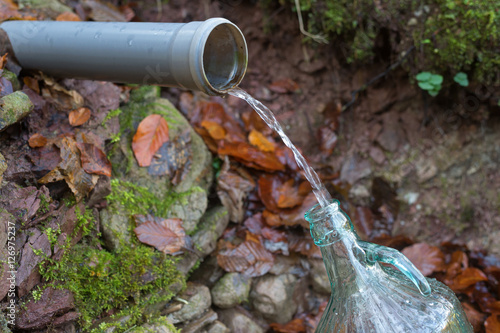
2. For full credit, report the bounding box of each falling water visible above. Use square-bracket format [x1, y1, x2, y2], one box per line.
[229, 87, 332, 207]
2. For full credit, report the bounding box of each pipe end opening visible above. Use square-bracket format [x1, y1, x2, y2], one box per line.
[203, 23, 247, 93]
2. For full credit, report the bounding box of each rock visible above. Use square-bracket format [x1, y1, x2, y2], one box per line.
[415, 157, 438, 183]
[0, 91, 34, 132]
[192, 206, 229, 256]
[166, 282, 212, 324]
[180, 309, 218, 333]
[16, 229, 51, 297]
[16, 287, 75, 330]
[169, 188, 207, 234]
[376, 113, 406, 152]
[0, 152, 6, 185]
[207, 320, 230, 333]
[309, 259, 331, 294]
[99, 204, 132, 251]
[250, 273, 298, 324]
[130, 317, 177, 333]
[340, 154, 372, 185]
[218, 308, 264, 333]
[211, 273, 251, 309]
[369, 146, 386, 165]
[348, 183, 370, 204]
[189, 256, 226, 289]
[18, 0, 73, 18]
[1, 69, 20, 91]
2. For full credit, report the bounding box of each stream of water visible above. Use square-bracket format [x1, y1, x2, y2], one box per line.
[228, 87, 332, 208]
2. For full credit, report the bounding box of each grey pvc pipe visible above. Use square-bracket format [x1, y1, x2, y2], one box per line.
[0, 18, 247, 95]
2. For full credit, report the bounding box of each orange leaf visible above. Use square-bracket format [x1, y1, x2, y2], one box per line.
[76, 143, 112, 177]
[28, 133, 48, 148]
[401, 243, 446, 276]
[56, 11, 81, 21]
[132, 114, 169, 167]
[277, 179, 302, 209]
[270, 318, 306, 333]
[450, 267, 488, 291]
[485, 315, 500, 333]
[201, 120, 226, 140]
[461, 302, 486, 332]
[69, 107, 91, 126]
[134, 215, 186, 254]
[217, 236, 274, 277]
[269, 78, 300, 94]
[23, 77, 40, 94]
[218, 141, 285, 172]
[249, 129, 274, 152]
[0, 53, 7, 70]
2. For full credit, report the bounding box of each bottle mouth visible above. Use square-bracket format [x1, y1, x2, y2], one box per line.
[201, 21, 247, 94]
[305, 199, 354, 246]
[305, 199, 342, 223]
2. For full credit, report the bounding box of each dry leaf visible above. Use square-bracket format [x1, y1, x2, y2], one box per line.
[249, 129, 274, 152]
[23, 77, 40, 94]
[318, 126, 338, 155]
[217, 233, 274, 277]
[485, 315, 500, 333]
[269, 78, 300, 94]
[76, 143, 112, 177]
[201, 120, 226, 140]
[449, 268, 488, 291]
[56, 11, 81, 21]
[270, 318, 306, 333]
[132, 114, 169, 167]
[277, 178, 303, 209]
[401, 243, 446, 276]
[28, 133, 48, 148]
[134, 215, 186, 254]
[0, 53, 7, 70]
[461, 302, 486, 332]
[69, 107, 91, 126]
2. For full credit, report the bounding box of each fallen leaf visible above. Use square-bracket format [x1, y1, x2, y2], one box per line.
[0, 0, 24, 21]
[263, 209, 282, 227]
[76, 143, 112, 177]
[38, 136, 98, 202]
[270, 318, 306, 333]
[82, 0, 127, 22]
[445, 251, 469, 281]
[218, 140, 285, 172]
[318, 126, 337, 155]
[269, 78, 300, 94]
[262, 227, 287, 243]
[401, 243, 446, 276]
[242, 110, 272, 135]
[29, 144, 61, 176]
[288, 232, 322, 259]
[23, 77, 40, 94]
[132, 114, 169, 167]
[461, 302, 486, 332]
[28, 133, 48, 148]
[201, 120, 226, 140]
[277, 179, 303, 209]
[244, 213, 265, 235]
[278, 192, 317, 228]
[68, 107, 91, 126]
[258, 174, 282, 212]
[0, 72, 13, 97]
[449, 267, 488, 291]
[133, 215, 186, 254]
[217, 233, 274, 277]
[0, 53, 7, 69]
[56, 11, 81, 21]
[249, 129, 274, 152]
[485, 315, 500, 333]
[40, 73, 84, 110]
[304, 300, 328, 332]
[148, 130, 191, 185]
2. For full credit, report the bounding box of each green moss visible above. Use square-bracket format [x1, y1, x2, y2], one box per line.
[37, 193, 50, 214]
[1, 70, 20, 91]
[101, 108, 122, 128]
[0, 91, 34, 130]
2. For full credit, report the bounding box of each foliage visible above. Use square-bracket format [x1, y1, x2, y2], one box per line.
[453, 72, 469, 87]
[416, 72, 443, 96]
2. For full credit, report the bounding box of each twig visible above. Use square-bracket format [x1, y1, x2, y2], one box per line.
[341, 45, 416, 112]
[293, 0, 328, 44]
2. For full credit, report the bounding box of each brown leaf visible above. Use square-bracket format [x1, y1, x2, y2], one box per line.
[132, 114, 169, 167]
[38, 136, 98, 201]
[201, 120, 226, 140]
[68, 107, 91, 126]
[56, 11, 81, 21]
[318, 126, 338, 155]
[249, 129, 274, 152]
[278, 192, 317, 228]
[0, 53, 7, 70]
[288, 232, 322, 259]
[76, 143, 112, 177]
[269, 78, 300, 94]
[242, 110, 273, 135]
[217, 163, 255, 223]
[83, 0, 127, 22]
[218, 140, 285, 172]
[277, 179, 302, 209]
[461, 302, 486, 332]
[270, 318, 306, 333]
[29, 144, 61, 176]
[148, 130, 191, 185]
[445, 250, 469, 281]
[401, 243, 446, 276]
[450, 268, 488, 291]
[23, 77, 40, 94]
[485, 315, 500, 333]
[258, 174, 282, 212]
[262, 227, 287, 243]
[28, 133, 48, 148]
[134, 215, 186, 254]
[217, 234, 274, 277]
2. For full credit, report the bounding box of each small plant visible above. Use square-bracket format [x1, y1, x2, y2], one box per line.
[32, 286, 43, 302]
[453, 72, 469, 87]
[416, 72, 443, 97]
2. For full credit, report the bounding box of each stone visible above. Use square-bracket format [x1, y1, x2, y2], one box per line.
[340, 154, 372, 185]
[369, 145, 386, 165]
[192, 206, 229, 256]
[207, 320, 230, 333]
[16, 287, 75, 330]
[166, 282, 212, 324]
[0, 91, 34, 132]
[169, 188, 207, 234]
[180, 309, 218, 333]
[0, 152, 6, 185]
[415, 157, 438, 183]
[189, 256, 226, 289]
[99, 204, 131, 251]
[218, 308, 264, 333]
[130, 317, 177, 333]
[348, 183, 370, 204]
[309, 259, 331, 294]
[250, 273, 298, 324]
[211, 273, 251, 309]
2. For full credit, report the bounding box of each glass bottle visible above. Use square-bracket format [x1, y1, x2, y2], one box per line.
[304, 200, 473, 333]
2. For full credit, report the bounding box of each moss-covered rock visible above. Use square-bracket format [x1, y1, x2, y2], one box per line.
[211, 272, 251, 309]
[1, 70, 20, 91]
[166, 282, 212, 324]
[0, 152, 6, 185]
[0, 91, 33, 132]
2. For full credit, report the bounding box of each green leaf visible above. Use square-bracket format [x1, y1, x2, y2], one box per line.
[454, 72, 469, 87]
[421, 39, 431, 44]
[429, 75, 443, 85]
[418, 81, 434, 90]
[428, 90, 439, 97]
[416, 72, 432, 81]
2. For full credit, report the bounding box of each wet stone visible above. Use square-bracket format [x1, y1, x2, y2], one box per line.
[206, 320, 230, 333]
[192, 206, 229, 256]
[340, 154, 372, 185]
[0, 91, 34, 132]
[211, 272, 251, 309]
[166, 282, 212, 324]
[250, 273, 298, 324]
[218, 308, 264, 333]
[180, 309, 218, 333]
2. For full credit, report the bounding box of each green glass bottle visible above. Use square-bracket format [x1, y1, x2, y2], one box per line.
[305, 200, 473, 333]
